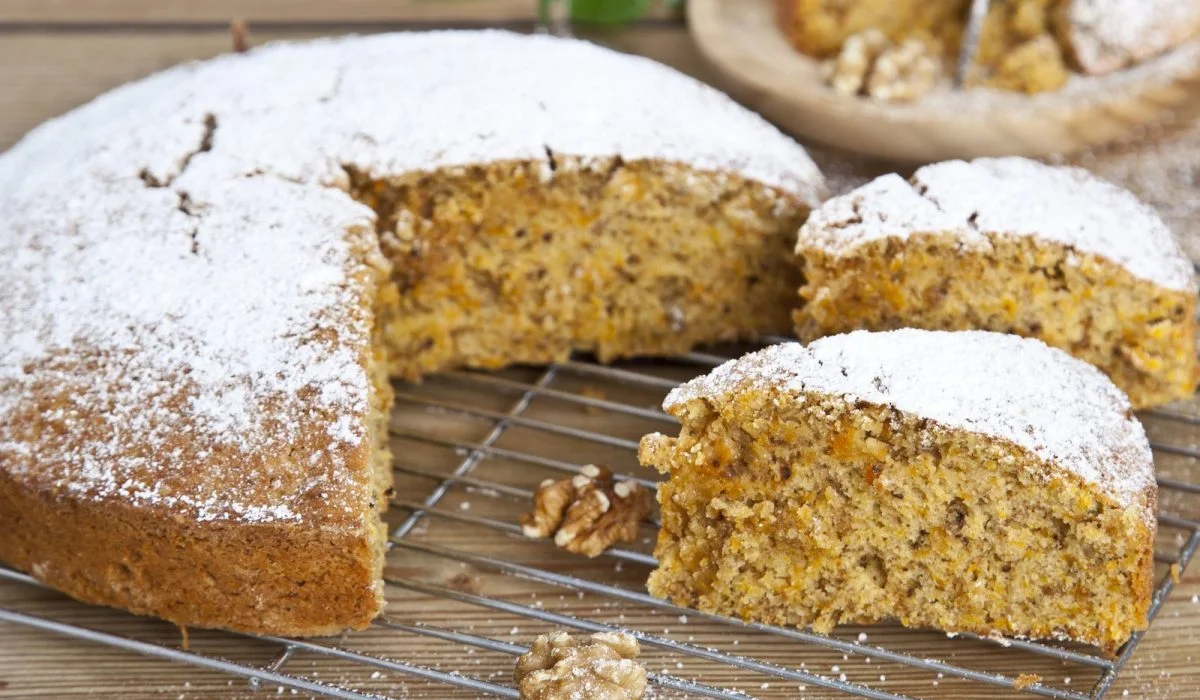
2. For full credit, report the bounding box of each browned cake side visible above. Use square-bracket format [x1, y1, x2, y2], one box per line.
[642, 333, 1157, 654]
[0, 479, 387, 636]
[361, 157, 810, 379]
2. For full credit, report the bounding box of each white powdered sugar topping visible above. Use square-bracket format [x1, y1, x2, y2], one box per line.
[1065, 0, 1200, 75]
[798, 157, 1195, 291]
[666, 330, 1155, 507]
[0, 32, 825, 524]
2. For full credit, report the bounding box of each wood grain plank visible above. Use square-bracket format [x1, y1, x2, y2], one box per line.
[0, 0, 679, 24]
[0, 0, 538, 23]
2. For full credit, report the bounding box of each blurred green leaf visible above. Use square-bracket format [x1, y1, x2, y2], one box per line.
[570, 0, 652, 24]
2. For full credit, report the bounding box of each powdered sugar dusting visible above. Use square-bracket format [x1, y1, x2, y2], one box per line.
[1065, 0, 1200, 75]
[0, 31, 821, 526]
[665, 330, 1155, 510]
[798, 157, 1194, 291]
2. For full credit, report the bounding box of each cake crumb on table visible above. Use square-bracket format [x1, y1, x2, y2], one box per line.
[1012, 672, 1041, 691]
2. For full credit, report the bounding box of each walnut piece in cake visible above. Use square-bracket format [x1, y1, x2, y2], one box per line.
[642, 330, 1157, 654]
[515, 631, 647, 700]
[521, 465, 654, 557]
[794, 157, 1197, 409]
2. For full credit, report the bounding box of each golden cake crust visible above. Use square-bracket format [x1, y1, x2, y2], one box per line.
[0, 31, 824, 634]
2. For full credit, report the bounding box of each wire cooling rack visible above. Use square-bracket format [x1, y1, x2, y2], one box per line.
[1, 335, 1198, 699]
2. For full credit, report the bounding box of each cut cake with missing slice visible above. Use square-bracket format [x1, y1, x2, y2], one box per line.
[0, 31, 824, 636]
[641, 329, 1156, 653]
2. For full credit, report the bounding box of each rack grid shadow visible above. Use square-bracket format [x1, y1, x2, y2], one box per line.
[1, 335, 1197, 700]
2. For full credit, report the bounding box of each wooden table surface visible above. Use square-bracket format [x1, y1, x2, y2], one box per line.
[0, 3, 1198, 699]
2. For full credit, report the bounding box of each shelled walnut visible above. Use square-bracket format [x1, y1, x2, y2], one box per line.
[515, 631, 647, 700]
[520, 464, 654, 557]
[822, 29, 941, 102]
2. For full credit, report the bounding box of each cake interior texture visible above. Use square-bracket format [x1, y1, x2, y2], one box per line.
[354, 157, 808, 379]
[795, 233, 1198, 409]
[643, 380, 1154, 654]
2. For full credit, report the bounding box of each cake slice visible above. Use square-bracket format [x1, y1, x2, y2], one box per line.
[794, 157, 1197, 408]
[642, 330, 1156, 653]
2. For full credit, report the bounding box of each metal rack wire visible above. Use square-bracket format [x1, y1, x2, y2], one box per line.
[1, 335, 1197, 699]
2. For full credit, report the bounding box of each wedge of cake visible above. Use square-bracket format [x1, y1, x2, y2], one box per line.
[794, 157, 1197, 409]
[642, 330, 1156, 653]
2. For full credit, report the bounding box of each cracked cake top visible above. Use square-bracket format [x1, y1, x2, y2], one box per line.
[0, 31, 825, 527]
[665, 329, 1155, 515]
[796, 157, 1194, 292]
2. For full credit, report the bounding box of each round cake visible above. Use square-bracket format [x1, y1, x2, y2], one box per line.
[0, 31, 826, 635]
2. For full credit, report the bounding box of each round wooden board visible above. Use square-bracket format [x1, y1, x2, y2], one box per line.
[688, 0, 1200, 162]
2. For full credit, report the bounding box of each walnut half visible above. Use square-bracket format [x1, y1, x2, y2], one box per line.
[520, 465, 654, 557]
[515, 631, 647, 700]
[822, 30, 942, 102]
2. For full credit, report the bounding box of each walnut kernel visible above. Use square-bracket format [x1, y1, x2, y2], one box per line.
[515, 631, 647, 700]
[822, 29, 889, 96]
[823, 30, 941, 102]
[866, 39, 941, 102]
[520, 465, 654, 557]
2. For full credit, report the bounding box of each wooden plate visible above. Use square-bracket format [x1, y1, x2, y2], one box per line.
[688, 0, 1200, 162]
